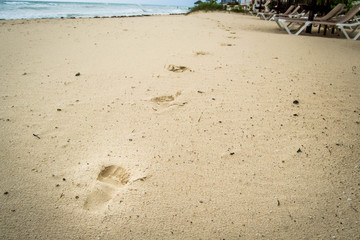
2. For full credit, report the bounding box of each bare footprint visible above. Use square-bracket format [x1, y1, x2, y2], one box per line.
[150, 91, 187, 111]
[167, 64, 190, 72]
[151, 91, 181, 104]
[220, 43, 233, 46]
[151, 95, 175, 103]
[97, 165, 130, 186]
[194, 51, 209, 56]
[83, 165, 130, 211]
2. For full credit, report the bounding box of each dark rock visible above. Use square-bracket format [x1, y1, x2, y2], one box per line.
[75, 72, 81, 76]
[230, 152, 235, 155]
[4, 192, 8, 195]
[297, 148, 302, 153]
[57, 108, 62, 111]
[293, 100, 299, 104]
[62, 178, 66, 181]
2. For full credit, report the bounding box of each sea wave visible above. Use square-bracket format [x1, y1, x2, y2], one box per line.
[0, 1, 189, 19]
[3, 1, 30, 4]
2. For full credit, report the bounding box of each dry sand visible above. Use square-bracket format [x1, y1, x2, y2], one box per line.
[0, 12, 359, 239]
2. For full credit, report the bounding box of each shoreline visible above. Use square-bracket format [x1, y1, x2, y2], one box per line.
[0, 12, 188, 21]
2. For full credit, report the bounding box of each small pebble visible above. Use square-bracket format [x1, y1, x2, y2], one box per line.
[57, 108, 62, 111]
[199, 200, 203, 203]
[62, 178, 66, 181]
[230, 152, 235, 155]
[75, 72, 81, 76]
[129, 139, 133, 141]
[293, 114, 298, 116]
[293, 100, 299, 104]
[297, 148, 302, 153]
[4, 192, 9, 195]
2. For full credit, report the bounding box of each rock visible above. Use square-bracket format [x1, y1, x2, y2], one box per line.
[297, 148, 302, 153]
[75, 72, 80, 76]
[293, 100, 299, 104]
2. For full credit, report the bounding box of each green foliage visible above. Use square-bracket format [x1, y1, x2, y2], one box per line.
[318, 0, 357, 9]
[188, 1, 226, 13]
[231, 7, 248, 13]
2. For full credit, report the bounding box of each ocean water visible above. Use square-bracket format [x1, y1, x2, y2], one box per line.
[0, 1, 190, 19]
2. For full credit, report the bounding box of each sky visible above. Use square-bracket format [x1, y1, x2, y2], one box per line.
[15, 0, 197, 6]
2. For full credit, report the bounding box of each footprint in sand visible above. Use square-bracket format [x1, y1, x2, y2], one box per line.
[83, 165, 130, 211]
[151, 95, 176, 103]
[220, 43, 234, 46]
[166, 64, 191, 72]
[150, 91, 187, 111]
[194, 51, 209, 56]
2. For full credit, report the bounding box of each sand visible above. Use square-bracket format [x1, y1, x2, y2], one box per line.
[0, 12, 359, 239]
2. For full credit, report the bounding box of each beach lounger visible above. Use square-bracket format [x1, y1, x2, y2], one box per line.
[258, 5, 295, 21]
[269, 5, 301, 21]
[256, 0, 273, 17]
[275, 3, 344, 30]
[276, 4, 360, 40]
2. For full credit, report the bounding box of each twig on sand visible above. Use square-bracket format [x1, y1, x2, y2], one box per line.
[198, 112, 203, 122]
[33, 134, 40, 139]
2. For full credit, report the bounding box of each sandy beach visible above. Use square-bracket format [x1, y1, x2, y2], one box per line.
[0, 12, 360, 239]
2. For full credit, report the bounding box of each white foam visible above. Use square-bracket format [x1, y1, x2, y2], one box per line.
[0, 1, 189, 19]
